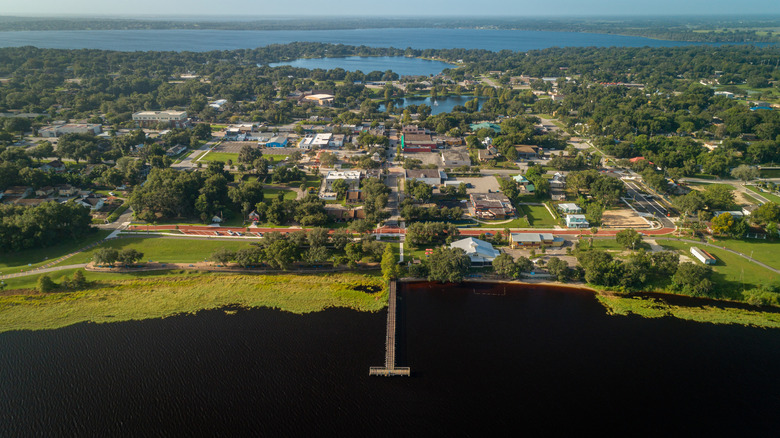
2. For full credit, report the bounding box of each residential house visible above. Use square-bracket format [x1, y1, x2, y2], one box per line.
[324, 205, 366, 221]
[512, 175, 535, 194]
[56, 184, 78, 196]
[450, 237, 501, 265]
[550, 173, 566, 189]
[3, 186, 33, 200]
[557, 203, 583, 214]
[470, 193, 516, 220]
[477, 147, 497, 162]
[40, 159, 66, 173]
[346, 190, 364, 204]
[35, 186, 56, 197]
[565, 214, 589, 228]
[76, 196, 105, 211]
[405, 169, 446, 186]
[515, 145, 540, 159]
[165, 144, 187, 156]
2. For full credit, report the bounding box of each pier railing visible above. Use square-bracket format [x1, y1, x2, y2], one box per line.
[369, 280, 410, 377]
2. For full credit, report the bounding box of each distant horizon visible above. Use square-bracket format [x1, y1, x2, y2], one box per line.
[2, 13, 780, 19]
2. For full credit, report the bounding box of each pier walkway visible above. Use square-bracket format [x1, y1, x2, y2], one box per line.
[369, 281, 410, 377]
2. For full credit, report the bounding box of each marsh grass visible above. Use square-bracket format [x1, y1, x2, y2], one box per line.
[0, 272, 386, 333]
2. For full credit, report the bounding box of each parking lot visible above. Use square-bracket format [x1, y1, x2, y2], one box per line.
[452, 176, 501, 194]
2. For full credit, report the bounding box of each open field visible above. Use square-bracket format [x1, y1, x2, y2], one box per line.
[657, 239, 779, 294]
[60, 237, 256, 266]
[601, 208, 648, 229]
[473, 217, 530, 228]
[0, 230, 111, 276]
[200, 151, 239, 162]
[520, 204, 557, 227]
[706, 237, 780, 270]
[0, 271, 386, 333]
[264, 188, 299, 200]
[214, 141, 257, 153]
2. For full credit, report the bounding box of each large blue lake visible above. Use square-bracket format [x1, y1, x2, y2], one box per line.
[268, 56, 455, 76]
[0, 28, 719, 52]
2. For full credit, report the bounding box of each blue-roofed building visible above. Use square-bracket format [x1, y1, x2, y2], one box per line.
[450, 237, 501, 265]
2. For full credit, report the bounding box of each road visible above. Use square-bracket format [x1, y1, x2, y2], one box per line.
[679, 177, 773, 205]
[171, 139, 219, 170]
[621, 179, 675, 229]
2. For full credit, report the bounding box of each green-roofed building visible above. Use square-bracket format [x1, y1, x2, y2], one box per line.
[469, 122, 501, 133]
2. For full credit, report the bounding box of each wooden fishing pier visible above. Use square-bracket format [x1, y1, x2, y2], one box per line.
[369, 281, 410, 377]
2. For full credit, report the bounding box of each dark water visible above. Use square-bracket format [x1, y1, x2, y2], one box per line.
[2, 283, 780, 436]
[0, 28, 728, 52]
[380, 95, 490, 115]
[268, 56, 454, 76]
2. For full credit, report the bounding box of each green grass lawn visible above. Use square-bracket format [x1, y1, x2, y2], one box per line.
[520, 204, 557, 227]
[0, 230, 112, 276]
[740, 192, 761, 205]
[264, 188, 298, 200]
[759, 169, 780, 178]
[747, 185, 780, 204]
[657, 239, 779, 295]
[705, 237, 780, 270]
[200, 152, 239, 163]
[264, 154, 289, 162]
[62, 237, 256, 266]
[474, 217, 531, 228]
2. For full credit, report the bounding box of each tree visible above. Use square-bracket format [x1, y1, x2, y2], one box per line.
[546, 257, 569, 282]
[730, 164, 759, 184]
[710, 212, 735, 235]
[492, 253, 519, 279]
[37, 275, 57, 293]
[116, 248, 144, 266]
[672, 262, 714, 297]
[331, 178, 348, 200]
[304, 245, 331, 264]
[238, 144, 262, 164]
[93, 248, 119, 266]
[381, 244, 401, 281]
[307, 227, 330, 248]
[427, 247, 471, 283]
[750, 202, 780, 226]
[68, 270, 87, 290]
[211, 248, 235, 265]
[331, 229, 352, 251]
[615, 229, 642, 250]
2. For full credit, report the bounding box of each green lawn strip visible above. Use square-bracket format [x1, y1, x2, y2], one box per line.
[740, 192, 761, 204]
[705, 237, 780, 270]
[747, 185, 780, 204]
[0, 271, 387, 333]
[520, 204, 557, 227]
[595, 293, 780, 329]
[200, 152, 239, 162]
[473, 217, 530, 228]
[0, 230, 112, 275]
[657, 239, 777, 292]
[58, 237, 255, 266]
[264, 188, 298, 200]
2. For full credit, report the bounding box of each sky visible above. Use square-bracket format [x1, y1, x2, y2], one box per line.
[0, 0, 779, 18]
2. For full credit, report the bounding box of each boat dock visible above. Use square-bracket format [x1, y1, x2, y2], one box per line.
[369, 281, 410, 377]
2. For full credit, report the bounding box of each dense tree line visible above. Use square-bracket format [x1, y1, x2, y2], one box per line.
[0, 200, 93, 252]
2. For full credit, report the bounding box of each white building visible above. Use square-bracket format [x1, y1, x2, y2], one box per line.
[405, 169, 447, 186]
[441, 149, 471, 167]
[565, 214, 589, 228]
[132, 110, 188, 128]
[558, 203, 583, 214]
[325, 170, 362, 191]
[450, 237, 500, 265]
[298, 133, 333, 150]
[690, 247, 716, 265]
[39, 123, 102, 138]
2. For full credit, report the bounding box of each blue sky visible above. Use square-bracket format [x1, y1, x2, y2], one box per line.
[1, 0, 778, 17]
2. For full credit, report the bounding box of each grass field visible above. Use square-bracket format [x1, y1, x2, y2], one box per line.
[705, 237, 780, 270]
[60, 237, 256, 266]
[747, 185, 780, 204]
[759, 169, 780, 178]
[520, 204, 557, 227]
[264, 188, 299, 201]
[0, 271, 386, 333]
[200, 152, 239, 163]
[474, 217, 530, 228]
[0, 230, 112, 276]
[657, 239, 779, 294]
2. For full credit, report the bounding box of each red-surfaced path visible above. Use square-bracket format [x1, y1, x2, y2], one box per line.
[128, 224, 676, 237]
